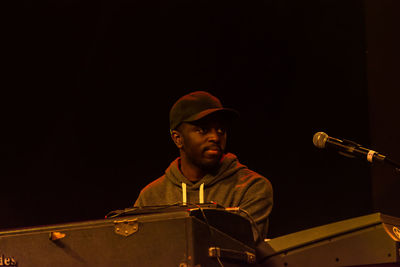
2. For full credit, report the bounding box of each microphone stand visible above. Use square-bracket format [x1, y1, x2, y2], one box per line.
[340, 139, 400, 174]
[343, 139, 400, 174]
[384, 157, 400, 174]
[313, 132, 400, 174]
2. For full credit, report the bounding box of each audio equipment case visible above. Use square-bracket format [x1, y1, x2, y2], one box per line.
[262, 213, 400, 267]
[0, 208, 256, 267]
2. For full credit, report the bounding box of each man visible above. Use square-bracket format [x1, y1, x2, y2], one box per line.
[134, 91, 273, 241]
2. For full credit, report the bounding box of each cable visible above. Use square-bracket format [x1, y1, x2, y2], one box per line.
[232, 207, 263, 244]
[195, 204, 224, 267]
[105, 202, 191, 218]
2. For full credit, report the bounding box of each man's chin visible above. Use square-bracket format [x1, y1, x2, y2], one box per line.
[199, 156, 222, 171]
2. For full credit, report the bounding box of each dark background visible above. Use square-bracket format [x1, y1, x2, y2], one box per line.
[1, 0, 399, 238]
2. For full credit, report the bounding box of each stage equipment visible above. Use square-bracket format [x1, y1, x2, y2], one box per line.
[313, 132, 400, 172]
[262, 212, 400, 266]
[0, 206, 256, 267]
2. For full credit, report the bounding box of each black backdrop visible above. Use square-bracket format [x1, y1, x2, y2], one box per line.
[1, 0, 398, 238]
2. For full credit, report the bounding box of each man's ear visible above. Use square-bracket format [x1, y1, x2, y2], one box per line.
[170, 129, 183, 149]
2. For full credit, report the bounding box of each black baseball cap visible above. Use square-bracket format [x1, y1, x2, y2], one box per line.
[169, 91, 239, 130]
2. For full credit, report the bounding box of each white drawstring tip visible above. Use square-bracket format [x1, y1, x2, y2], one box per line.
[199, 183, 204, 204]
[182, 182, 187, 204]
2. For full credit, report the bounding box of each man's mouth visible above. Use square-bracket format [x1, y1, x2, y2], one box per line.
[203, 146, 222, 156]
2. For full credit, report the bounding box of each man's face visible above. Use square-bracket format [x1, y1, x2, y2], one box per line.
[177, 114, 228, 171]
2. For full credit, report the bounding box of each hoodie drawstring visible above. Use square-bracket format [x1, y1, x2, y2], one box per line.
[181, 182, 205, 204]
[182, 182, 187, 204]
[199, 183, 204, 204]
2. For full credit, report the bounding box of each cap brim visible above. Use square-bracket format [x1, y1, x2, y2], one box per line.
[183, 108, 239, 124]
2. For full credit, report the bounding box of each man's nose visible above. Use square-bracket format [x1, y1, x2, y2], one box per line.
[207, 128, 221, 142]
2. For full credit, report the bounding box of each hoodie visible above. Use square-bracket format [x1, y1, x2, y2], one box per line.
[134, 153, 273, 240]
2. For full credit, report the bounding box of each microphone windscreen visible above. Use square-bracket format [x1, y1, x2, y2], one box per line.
[313, 132, 328, 149]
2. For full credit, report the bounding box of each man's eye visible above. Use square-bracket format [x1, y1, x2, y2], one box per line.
[217, 128, 226, 134]
[196, 128, 206, 134]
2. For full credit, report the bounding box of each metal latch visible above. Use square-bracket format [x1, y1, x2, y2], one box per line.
[49, 231, 66, 241]
[209, 247, 256, 264]
[114, 218, 139, 237]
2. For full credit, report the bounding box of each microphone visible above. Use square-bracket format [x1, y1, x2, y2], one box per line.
[313, 132, 386, 163]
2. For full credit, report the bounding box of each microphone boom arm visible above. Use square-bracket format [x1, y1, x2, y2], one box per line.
[313, 132, 400, 173]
